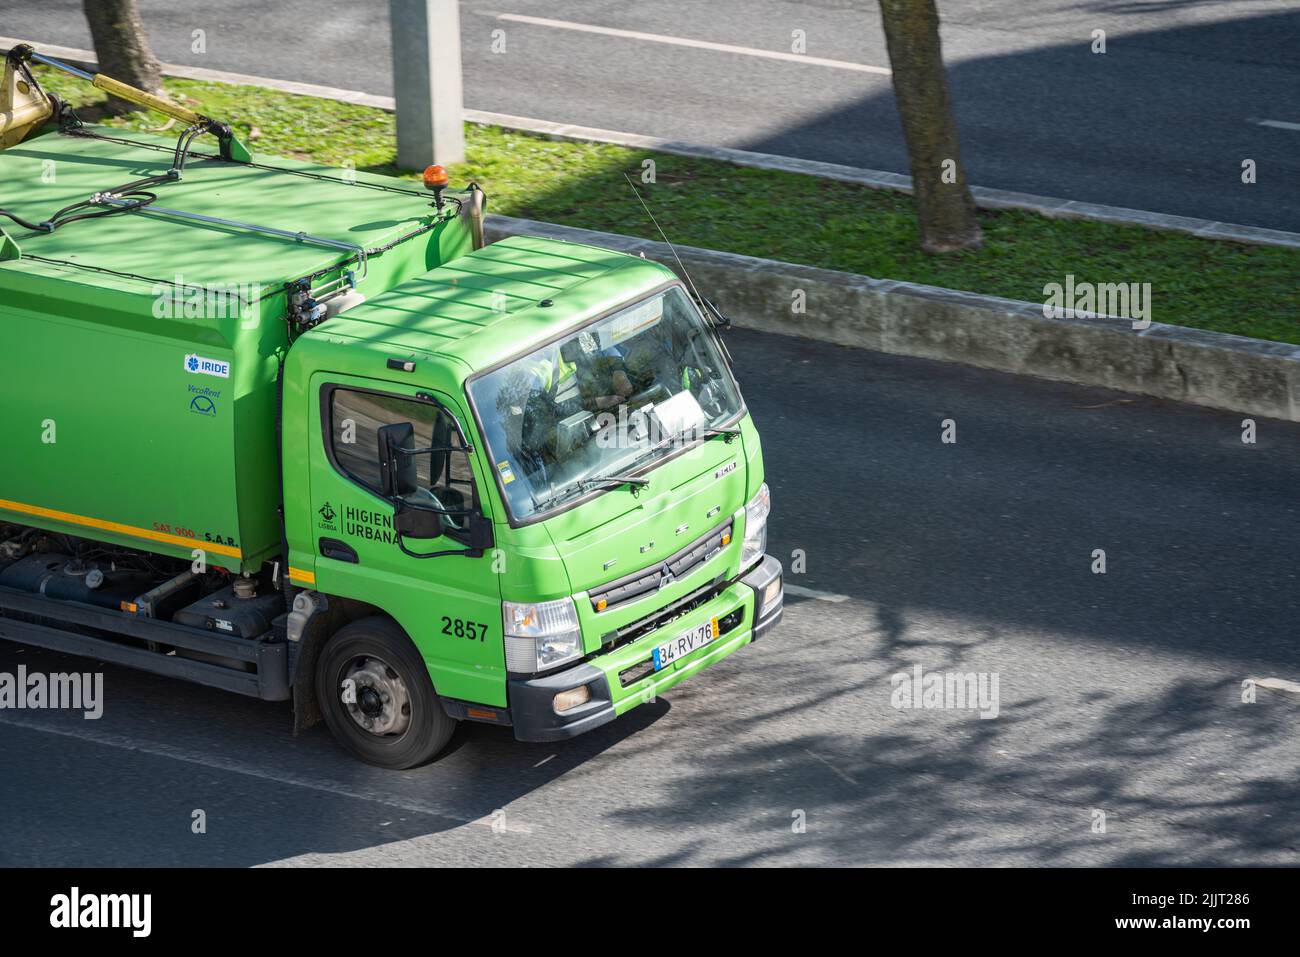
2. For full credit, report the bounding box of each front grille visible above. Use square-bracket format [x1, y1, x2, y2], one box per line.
[590, 519, 733, 613]
[604, 578, 725, 650]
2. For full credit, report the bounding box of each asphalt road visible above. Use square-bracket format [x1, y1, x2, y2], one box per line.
[3, 327, 1298, 867]
[4, 0, 1298, 231]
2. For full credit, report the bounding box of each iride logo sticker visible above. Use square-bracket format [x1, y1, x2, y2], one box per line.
[183, 353, 230, 378]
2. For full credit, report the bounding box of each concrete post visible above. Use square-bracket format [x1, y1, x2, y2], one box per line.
[389, 0, 465, 168]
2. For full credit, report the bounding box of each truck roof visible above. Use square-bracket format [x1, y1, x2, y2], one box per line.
[0, 126, 439, 297]
[311, 234, 677, 373]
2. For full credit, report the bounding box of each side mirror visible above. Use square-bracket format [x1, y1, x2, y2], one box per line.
[394, 503, 443, 540]
[696, 295, 736, 368]
[395, 503, 492, 556]
[467, 512, 494, 552]
[378, 422, 418, 498]
[699, 295, 732, 331]
[378, 408, 494, 559]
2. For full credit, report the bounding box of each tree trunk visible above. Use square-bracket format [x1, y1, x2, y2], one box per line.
[82, 0, 162, 115]
[878, 0, 982, 253]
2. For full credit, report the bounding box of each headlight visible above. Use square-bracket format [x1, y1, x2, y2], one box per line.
[503, 597, 584, 673]
[741, 483, 770, 570]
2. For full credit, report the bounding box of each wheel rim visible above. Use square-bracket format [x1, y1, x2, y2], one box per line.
[339, 655, 412, 737]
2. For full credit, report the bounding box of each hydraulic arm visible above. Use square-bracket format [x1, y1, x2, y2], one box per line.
[0, 43, 250, 161]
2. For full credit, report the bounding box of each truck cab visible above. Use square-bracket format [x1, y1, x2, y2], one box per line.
[282, 236, 783, 764]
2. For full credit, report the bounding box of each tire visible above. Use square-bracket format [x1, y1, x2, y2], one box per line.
[315, 616, 457, 769]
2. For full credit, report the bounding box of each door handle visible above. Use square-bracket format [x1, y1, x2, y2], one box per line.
[319, 538, 358, 563]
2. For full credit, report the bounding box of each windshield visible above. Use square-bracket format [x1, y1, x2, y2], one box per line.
[468, 285, 743, 522]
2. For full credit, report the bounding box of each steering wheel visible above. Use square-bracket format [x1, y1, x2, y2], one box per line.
[627, 384, 672, 409]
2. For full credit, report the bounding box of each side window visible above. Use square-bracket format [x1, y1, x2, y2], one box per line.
[329, 388, 477, 541]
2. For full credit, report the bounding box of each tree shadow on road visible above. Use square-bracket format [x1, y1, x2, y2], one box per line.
[580, 673, 1300, 866]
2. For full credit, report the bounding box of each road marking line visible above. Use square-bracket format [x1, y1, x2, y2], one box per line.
[489, 13, 892, 75]
[0, 713, 532, 833]
[784, 584, 851, 603]
[1253, 677, 1300, 695]
[1249, 118, 1300, 131]
[1075, 398, 1138, 410]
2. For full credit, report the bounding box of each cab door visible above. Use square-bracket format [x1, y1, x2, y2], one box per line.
[307, 373, 505, 708]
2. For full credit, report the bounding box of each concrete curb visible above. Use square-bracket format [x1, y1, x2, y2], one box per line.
[7, 36, 1298, 252]
[486, 215, 1300, 424]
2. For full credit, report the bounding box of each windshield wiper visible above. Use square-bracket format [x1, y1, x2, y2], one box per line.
[617, 419, 740, 478]
[535, 473, 649, 513]
[576, 474, 650, 491]
[700, 426, 740, 441]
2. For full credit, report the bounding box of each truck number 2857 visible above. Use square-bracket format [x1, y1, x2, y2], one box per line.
[442, 617, 489, 641]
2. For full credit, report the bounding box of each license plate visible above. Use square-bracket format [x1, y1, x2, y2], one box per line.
[652, 618, 719, 671]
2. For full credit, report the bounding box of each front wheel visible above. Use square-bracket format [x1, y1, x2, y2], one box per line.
[316, 616, 456, 769]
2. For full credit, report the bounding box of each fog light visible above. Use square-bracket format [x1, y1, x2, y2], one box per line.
[763, 576, 783, 610]
[554, 685, 591, 713]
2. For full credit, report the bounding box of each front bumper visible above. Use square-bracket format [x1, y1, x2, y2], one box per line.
[508, 554, 783, 742]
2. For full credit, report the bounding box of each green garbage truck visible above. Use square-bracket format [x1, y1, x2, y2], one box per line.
[0, 47, 782, 767]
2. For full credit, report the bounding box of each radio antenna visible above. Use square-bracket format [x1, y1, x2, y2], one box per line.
[622, 173, 733, 365]
[622, 173, 708, 308]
